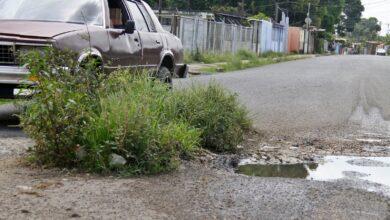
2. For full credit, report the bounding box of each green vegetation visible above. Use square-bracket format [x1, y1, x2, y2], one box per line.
[186, 50, 310, 73]
[175, 83, 250, 152]
[83, 73, 201, 174]
[184, 49, 240, 64]
[18, 49, 103, 169]
[149, 0, 363, 37]
[0, 99, 12, 105]
[352, 17, 382, 41]
[185, 50, 287, 64]
[248, 12, 270, 21]
[18, 49, 251, 174]
[204, 56, 308, 73]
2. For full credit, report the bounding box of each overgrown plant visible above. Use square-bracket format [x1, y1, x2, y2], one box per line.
[83, 72, 201, 174]
[175, 83, 250, 152]
[19, 48, 251, 174]
[18, 49, 101, 168]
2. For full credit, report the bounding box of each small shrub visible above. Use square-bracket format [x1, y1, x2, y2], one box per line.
[175, 83, 250, 152]
[18, 49, 100, 168]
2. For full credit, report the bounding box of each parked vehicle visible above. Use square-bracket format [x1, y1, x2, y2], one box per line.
[0, 0, 187, 98]
[376, 48, 387, 56]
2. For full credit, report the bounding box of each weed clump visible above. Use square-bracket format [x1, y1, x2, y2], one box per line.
[83, 72, 201, 174]
[176, 84, 250, 152]
[19, 48, 251, 174]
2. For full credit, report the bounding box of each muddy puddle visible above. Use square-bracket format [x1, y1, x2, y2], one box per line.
[238, 156, 390, 195]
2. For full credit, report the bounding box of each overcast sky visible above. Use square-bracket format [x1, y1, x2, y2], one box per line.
[361, 0, 390, 35]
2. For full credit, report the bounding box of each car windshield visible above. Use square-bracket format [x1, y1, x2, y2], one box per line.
[0, 0, 103, 26]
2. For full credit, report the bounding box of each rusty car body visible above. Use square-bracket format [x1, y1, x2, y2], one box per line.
[0, 0, 187, 98]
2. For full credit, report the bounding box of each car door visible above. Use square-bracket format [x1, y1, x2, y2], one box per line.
[124, 0, 163, 69]
[106, 0, 142, 69]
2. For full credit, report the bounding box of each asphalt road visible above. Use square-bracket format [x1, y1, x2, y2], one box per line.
[1, 55, 390, 219]
[2, 55, 390, 137]
[177, 55, 390, 137]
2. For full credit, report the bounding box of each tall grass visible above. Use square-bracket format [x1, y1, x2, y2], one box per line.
[19, 48, 251, 174]
[175, 83, 250, 152]
[83, 73, 201, 174]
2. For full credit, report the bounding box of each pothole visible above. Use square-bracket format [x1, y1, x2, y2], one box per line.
[237, 156, 390, 195]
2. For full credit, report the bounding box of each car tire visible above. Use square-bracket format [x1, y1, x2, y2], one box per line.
[156, 66, 173, 88]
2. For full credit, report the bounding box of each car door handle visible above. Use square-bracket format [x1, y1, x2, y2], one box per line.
[134, 38, 139, 42]
[156, 40, 161, 44]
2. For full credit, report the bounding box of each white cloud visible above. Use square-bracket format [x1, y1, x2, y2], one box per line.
[361, 0, 390, 35]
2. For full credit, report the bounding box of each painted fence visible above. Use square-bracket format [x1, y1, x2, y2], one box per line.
[161, 15, 289, 54]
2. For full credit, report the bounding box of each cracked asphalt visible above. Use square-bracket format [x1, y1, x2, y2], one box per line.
[177, 55, 390, 137]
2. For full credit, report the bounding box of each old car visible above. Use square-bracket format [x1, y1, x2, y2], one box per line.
[0, 0, 187, 98]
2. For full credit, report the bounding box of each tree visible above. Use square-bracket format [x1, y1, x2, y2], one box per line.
[148, 0, 354, 37]
[384, 35, 390, 45]
[352, 17, 381, 41]
[343, 0, 364, 32]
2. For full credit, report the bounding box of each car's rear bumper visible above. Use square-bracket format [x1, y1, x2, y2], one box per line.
[0, 66, 32, 98]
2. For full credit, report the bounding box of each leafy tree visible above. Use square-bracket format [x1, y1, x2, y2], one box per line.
[352, 17, 381, 41]
[343, 0, 364, 32]
[249, 12, 270, 21]
[147, 0, 356, 37]
[384, 35, 390, 45]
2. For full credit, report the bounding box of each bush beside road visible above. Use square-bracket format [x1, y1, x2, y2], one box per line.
[18, 49, 251, 174]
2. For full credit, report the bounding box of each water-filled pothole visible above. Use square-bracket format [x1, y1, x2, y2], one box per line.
[238, 156, 390, 189]
[237, 164, 318, 179]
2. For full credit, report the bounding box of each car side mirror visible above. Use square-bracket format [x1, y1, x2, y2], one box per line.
[123, 20, 135, 34]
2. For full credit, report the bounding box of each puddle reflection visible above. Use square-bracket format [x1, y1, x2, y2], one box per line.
[238, 156, 390, 189]
[238, 164, 318, 178]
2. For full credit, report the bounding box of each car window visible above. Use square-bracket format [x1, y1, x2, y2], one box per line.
[108, 0, 129, 29]
[137, 3, 156, 32]
[125, 1, 149, 32]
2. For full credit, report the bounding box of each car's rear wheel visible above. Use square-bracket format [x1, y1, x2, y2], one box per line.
[156, 66, 173, 88]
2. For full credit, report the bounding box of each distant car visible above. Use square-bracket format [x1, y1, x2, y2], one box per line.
[0, 0, 188, 98]
[376, 48, 387, 56]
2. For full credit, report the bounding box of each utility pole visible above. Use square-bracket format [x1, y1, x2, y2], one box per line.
[158, 0, 162, 21]
[275, 2, 279, 22]
[304, 3, 312, 54]
[387, 23, 390, 35]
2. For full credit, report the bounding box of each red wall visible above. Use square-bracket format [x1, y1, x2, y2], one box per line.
[288, 27, 301, 53]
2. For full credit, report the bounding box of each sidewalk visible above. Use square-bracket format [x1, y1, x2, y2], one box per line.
[188, 54, 316, 75]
